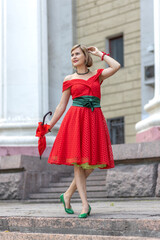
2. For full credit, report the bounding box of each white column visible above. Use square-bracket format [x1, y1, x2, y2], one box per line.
[136, 0, 160, 139]
[48, 0, 75, 116]
[0, 0, 50, 146]
[145, 0, 160, 111]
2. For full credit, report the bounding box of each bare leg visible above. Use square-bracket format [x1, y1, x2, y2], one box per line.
[64, 168, 94, 209]
[73, 166, 91, 214]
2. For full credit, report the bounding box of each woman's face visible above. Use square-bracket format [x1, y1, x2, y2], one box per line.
[71, 47, 86, 68]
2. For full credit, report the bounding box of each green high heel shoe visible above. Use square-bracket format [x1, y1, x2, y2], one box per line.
[78, 204, 91, 218]
[60, 193, 74, 214]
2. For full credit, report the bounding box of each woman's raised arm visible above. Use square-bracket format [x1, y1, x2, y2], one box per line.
[88, 46, 121, 81]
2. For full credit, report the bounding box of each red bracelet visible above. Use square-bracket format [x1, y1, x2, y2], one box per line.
[101, 51, 110, 61]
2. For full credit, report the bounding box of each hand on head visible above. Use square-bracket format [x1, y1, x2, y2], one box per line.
[87, 46, 99, 56]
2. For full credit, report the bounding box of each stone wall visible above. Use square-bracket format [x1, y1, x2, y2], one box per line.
[109, 141, 160, 197]
[0, 155, 73, 200]
[0, 141, 160, 200]
[76, 0, 141, 143]
[106, 163, 159, 197]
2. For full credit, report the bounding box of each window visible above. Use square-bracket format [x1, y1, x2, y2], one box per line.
[144, 65, 154, 86]
[106, 35, 124, 67]
[107, 117, 125, 144]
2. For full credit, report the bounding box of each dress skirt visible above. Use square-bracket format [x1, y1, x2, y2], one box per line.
[48, 105, 114, 170]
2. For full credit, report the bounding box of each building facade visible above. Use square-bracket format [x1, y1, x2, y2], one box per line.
[76, 0, 142, 144]
[0, 0, 158, 150]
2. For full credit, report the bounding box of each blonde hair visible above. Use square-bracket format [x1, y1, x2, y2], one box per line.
[71, 44, 93, 67]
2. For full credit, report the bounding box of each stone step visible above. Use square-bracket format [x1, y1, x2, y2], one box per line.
[0, 217, 160, 238]
[70, 171, 106, 176]
[24, 198, 110, 203]
[39, 186, 106, 193]
[29, 191, 107, 199]
[49, 180, 106, 187]
[60, 175, 106, 182]
[0, 232, 159, 240]
[28, 169, 106, 201]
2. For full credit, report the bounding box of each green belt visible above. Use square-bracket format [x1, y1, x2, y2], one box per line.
[72, 96, 101, 112]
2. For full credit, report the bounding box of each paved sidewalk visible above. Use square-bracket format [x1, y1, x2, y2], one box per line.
[0, 199, 160, 219]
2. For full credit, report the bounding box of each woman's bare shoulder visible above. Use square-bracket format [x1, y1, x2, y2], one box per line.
[63, 70, 97, 82]
[63, 74, 75, 82]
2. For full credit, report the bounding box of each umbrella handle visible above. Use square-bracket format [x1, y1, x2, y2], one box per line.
[42, 111, 52, 125]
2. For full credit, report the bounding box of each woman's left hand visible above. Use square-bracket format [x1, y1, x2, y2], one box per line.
[87, 46, 101, 57]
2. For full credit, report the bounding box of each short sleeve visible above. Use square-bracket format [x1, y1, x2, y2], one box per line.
[62, 81, 72, 92]
[97, 69, 104, 85]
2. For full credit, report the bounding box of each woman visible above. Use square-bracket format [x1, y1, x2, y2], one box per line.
[47, 44, 121, 218]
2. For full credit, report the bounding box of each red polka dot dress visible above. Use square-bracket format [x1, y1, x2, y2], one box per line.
[48, 69, 115, 169]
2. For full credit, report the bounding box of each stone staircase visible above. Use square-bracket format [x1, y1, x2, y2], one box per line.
[28, 169, 107, 202]
[0, 232, 159, 240]
[0, 216, 160, 240]
[1, 142, 160, 239]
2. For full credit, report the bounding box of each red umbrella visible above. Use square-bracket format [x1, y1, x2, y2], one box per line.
[35, 111, 52, 159]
